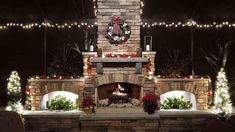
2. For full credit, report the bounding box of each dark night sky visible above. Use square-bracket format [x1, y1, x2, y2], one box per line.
[1, 0, 235, 106]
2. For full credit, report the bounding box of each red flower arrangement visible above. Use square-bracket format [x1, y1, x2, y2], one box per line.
[142, 92, 160, 114]
[81, 97, 96, 108]
[142, 92, 160, 103]
[81, 97, 96, 114]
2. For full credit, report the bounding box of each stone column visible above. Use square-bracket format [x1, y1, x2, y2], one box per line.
[97, 0, 141, 52]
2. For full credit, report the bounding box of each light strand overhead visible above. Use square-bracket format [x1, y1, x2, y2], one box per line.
[141, 20, 235, 29]
[1, 20, 235, 30]
[0, 22, 97, 30]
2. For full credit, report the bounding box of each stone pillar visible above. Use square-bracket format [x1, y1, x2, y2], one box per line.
[97, 0, 141, 52]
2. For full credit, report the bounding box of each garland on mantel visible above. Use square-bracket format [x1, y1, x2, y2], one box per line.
[86, 54, 152, 74]
[29, 75, 82, 80]
[156, 74, 210, 79]
[105, 53, 137, 58]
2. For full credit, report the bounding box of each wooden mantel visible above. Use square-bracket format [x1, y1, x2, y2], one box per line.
[90, 57, 148, 74]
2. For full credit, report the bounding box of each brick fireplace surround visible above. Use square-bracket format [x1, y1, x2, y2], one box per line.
[24, 0, 214, 131]
[29, 0, 209, 110]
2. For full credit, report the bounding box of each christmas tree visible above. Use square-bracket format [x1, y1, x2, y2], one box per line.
[6, 71, 23, 113]
[213, 68, 233, 115]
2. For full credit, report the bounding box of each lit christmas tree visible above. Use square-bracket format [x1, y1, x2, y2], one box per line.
[213, 68, 233, 115]
[6, 71, 23, 113]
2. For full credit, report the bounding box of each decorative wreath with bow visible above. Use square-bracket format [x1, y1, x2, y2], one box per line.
[106, 17, 131, 44]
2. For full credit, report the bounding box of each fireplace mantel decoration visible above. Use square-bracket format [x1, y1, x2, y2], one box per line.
[106, 16, 131, 44]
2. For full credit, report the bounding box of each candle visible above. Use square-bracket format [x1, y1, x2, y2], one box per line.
[90, 45, 94, 51]
[146, 45, 150, 51]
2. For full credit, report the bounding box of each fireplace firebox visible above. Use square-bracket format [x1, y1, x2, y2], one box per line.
[97, 83, 141, 107]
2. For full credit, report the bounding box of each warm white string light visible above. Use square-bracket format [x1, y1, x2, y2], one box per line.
[1, 20, 235, 30]
[140, 0, 144, 15]
[0, 22, 97, 30]
[141, 20, 235, 29]
[93, 0, 98, 17]
[93, 0, 97, 17]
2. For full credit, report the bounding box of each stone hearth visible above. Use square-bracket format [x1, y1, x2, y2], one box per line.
[23, 110, 218, 132]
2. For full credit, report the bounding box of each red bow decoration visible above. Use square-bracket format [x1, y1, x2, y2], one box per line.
[111, 16, 124, 35]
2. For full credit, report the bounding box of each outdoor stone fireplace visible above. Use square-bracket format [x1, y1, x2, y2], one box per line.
[28, 0, 209, 110]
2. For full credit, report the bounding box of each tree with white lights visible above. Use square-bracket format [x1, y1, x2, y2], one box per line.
[213, 68, 232, 115]
[6, 71, 23, 113]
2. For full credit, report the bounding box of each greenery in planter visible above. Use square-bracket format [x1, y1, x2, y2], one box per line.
[161, 96, 192, 110]
[47, 95, 77, 110]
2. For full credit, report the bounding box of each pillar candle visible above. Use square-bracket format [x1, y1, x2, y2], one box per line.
[90, 45, 94, 51]
[146, 45, 150, 51]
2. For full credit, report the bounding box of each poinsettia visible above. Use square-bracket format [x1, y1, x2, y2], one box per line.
[142, 92, 160, 103]
[81, 97, 96, 108]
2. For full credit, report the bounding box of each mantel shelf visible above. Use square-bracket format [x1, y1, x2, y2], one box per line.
[90, 57, 149, 74]
[90, 57, 148, 63]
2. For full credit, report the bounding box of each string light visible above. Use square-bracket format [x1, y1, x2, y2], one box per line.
[93, 0, 98, 17]
[0, 22, 96, 30]
[1, 20, 235, 30]
[140, 0, 144, 15]
[141, 20, 235, 29]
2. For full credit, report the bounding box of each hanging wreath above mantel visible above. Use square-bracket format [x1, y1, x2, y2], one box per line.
[106, 16, 131, 44]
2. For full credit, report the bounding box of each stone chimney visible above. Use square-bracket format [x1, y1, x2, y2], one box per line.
[97, 0, 141, 52]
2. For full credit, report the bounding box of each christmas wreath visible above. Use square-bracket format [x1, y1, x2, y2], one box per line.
[106, 17, 131, 44]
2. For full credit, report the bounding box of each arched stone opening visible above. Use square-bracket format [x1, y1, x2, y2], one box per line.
[160, 90, 197, 110]
[41, 91, 79, 109]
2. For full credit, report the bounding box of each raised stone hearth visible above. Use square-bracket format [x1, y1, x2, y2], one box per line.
[23, 110, 218, 132]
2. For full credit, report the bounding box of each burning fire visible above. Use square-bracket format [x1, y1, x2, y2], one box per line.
[112, 84, 127, 96]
